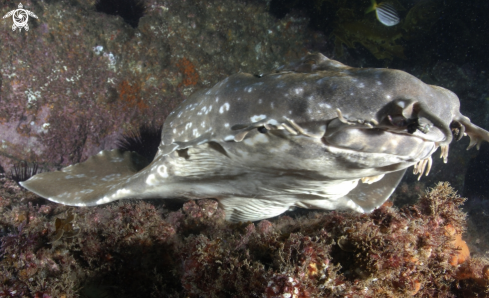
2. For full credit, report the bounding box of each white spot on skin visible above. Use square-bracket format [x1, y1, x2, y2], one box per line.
[279, 142, 291, 151]
[224, 123, 229, 128]
[198, 106, 207, 115]
[357, 83, 365, 88]
[271, 102, 274, 108]
[215, 97, 219, 103]
[96, 188, 132, 204]
[111, 156, 125, 162]
[250, 115, 266, 122]
[157, 165, 169, 178]
[185, 123, 193, 130]
[101, 173, 121, 181]
[258, 99, 262, 104]
[244, 133, 269, 146]
[224, 135, 234, 141]
[192, 128, 199, 137]
[145, 174, 158, 185]
[64, 174, 87, 179]
[219, 102, 230, 114]
[294, 88, 303, 95]
[397, 101, 405, 108]
[269, 141, 291, 154]
[96, 196, 112, 204]
[386, 95, 391, 99]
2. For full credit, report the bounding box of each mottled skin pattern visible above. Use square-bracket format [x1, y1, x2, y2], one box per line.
[21, 54, 489, 222]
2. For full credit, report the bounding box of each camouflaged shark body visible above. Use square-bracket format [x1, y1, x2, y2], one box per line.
[21, 53, 489, 222]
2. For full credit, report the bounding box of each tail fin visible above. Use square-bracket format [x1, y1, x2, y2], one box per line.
[20, 150, 149, 206]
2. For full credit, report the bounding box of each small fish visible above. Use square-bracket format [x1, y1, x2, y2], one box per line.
[366, 0, 400, 26]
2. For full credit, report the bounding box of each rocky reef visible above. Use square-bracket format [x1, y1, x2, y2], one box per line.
[0, 177, 487, 297]
[0, 0, 325, 173]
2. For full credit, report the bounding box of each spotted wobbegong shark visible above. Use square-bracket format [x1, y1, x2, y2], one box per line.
[21, 53, 489, 222]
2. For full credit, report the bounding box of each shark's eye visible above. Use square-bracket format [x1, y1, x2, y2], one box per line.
[406, 118, 431, 134]
[406, 122, 417, 134]
[258, 126, 268, 133]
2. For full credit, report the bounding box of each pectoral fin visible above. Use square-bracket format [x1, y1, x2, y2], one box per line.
[346, 169, 406, 212]
[218, 196, 294, 222]
[20, 150, 149, 206]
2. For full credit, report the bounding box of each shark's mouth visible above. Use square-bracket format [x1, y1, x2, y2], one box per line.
[323, 120, 438, 159]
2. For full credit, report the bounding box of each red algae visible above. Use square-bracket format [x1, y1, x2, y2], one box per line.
[118, 80, 148, 112]
[0, 178, 487, 297]
[177, 58, 200, 87]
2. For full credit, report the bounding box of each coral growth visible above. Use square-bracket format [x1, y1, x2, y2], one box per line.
[0, 179, 487, 297]
[118, 80, 148, 112]
[177, 58, 200, 87]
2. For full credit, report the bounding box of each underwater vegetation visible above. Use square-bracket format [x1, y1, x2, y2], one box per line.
[0, 177, 487, 297]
